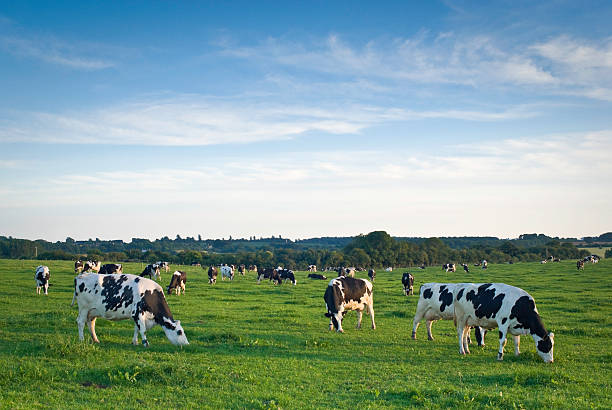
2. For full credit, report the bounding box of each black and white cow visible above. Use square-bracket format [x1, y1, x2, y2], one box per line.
[454, 283, 554, 362]
[336, 267, 355, 278]
[99, 263, 123, 275]
[324, 276, 375, 333]
[482, 260, 488, 269]
[462, 263, 469, 273]
[368, 269, 376, 282]
[221, 265, 234, 281]
[308, 273, 327, 280]
[207, 266, 218, 284]
[238, 264, 246, 276]
[71, 273, 188, 347]
[248, 264, 257, 273]
[577, 260, 585, 271]
[83, 260, 101, 273]
[167, 271, 186, 295]
[308, 265, 317, 272]
[443, 263, 456, 273]
[278, 269, 297, 285]
[402, 272, 414, 296]
[412, 283, 486, 347]
[74, 260, 84, 274]
[35, 265, 50, 295]
[156, 261, 170, 272]
[140, 264, 161, 280]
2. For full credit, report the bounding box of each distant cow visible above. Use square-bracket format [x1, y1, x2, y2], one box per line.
[402, 273, 414, 296]
[412, 283, 485, 347]
[308, 265, 317, 272]
[167, 271, 187, 295]
[99, 263, 123, 275]
[336, 267, 355, 278]
[453, 283, 554, 362]
[278, 269, 297, 285]
[156, 261, 170, 272]
[74, 260, 84, 274]
[257, 268, 281, 284]
[35, 265, 50, 295]
[248, 265, 258, 272]
[461, 263, 469, 273]
[577, 260, 585, 271]
[140, 264, 161, 280]
[71, 273, 188, 347]
[221, 265, 234, 281]
[368, 269, 376, 282]
[237, 264, 246, 275]
[385, 267, 393, 272]
[443, 263, 456, 273]
[83, 260, 101, 273]
[324, 277, 375, 333]
[308, 273, 327, 280]
[481, 260, 488, 269]
[207, 266, 218, 284]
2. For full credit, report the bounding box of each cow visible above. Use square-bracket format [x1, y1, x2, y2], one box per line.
[35, 265, 50, 295]
[453, 283, 554, 362]
[402, 273, 414, 296]
[98, 263, 123, 275]
[167, 271, 187, 295]
[140, 264, 161, 280]
[577, 260, 585, 271]
[481, 260, 488, 269]
[385, 267, 393, 272]
[462, 263, 469, 273]
[221, 265, 234, 281]
[207, 266, 218, 284]
[308, 265, 317, 272]
[83, 260, 101, 273]
[368, 269, 376, 282]
[336, 267, 355, 278]
[324, 276, 375, 333]
[156, 261, 170, 272]
[412, 283, 486, 346]
[74, 260, 84, 274]
[71, 273, 188, 347]
[553, 258, 561, 262]
[308, 273, 327, 280]
[443, 263, 456, 273]
[540, 260, 547, 264]
[248, 264, 258, 273]
[238, 264, 246, 276]
[257, 268, 280, 284]
[278, 269, 297, 285]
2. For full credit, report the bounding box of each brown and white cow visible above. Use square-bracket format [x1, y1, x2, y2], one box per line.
[35, 265, 50, 295]
[167, 271, 186, 295]
[207, 266, 218, 284]
[238, 264, 246, 276]
[453, 283, 554, 362]
[98, 263, 123, 275]
[577, 260, 585, 271]
[71, 273, 188, 347]
[324, 276, 375, 333]
[83, 260, 101, 273]
[74, 260, 84, 274]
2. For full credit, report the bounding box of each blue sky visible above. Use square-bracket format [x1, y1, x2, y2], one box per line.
[0, 1, 611, 242]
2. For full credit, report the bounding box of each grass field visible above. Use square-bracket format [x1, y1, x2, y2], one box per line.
[1, 259, 611, 409]
[577, 247, 610, 259]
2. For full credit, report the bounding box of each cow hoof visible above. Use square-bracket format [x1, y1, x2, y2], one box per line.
[411, 332, 416, 339]
[428, 336, 434, 341]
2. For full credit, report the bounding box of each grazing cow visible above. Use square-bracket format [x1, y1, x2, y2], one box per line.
[98, 263, 123, 275]
[140, 264, 161, 280]
[35, 265, 50, 295]
[248, 264, 258, 272]
[308, 273, 327, 280]
[167, 271, 187, 295]
[385, 267, 393, 272]
[156, 261, 170, 272]
[71, 273, 188, 347]
[83, 260, 101, 273]
[324, 276, 375, 333]
[207, 266, 218, 285]
[221, 265, 234, 281]
[336, 267, 355, 278]
[547, 256, 554, 262]
[453, 283, 554, 362]
[481, 260, 488, 269]
[577, 260, 585, 271]
[412, 283, 486, 346]
[238, 264, 246, 276]
[443, 263, 456, 273]
[462, 263, 469, 273]
[257, 268, 281, 284]
[308, 265, 317, 272]
[402, 273, 414, 296]
[74, 260, 84, 274]
[367, 269, 376, 282]
[278, 269, 297, 285]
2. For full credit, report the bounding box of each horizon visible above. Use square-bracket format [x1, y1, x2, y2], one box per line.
[1, 1, 611, 241]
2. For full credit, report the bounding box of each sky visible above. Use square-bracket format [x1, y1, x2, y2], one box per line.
[0, 1, 611, 242]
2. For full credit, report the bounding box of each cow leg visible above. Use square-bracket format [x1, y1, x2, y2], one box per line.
[426, 320, 435, 340]
[411, 310, 424, 339]
[132, 324, 140, 345]
[356, 310, 363, 329]
[44, 284, 49, 295]
[462, 326, 471, 355]
[497, 329, 508, 361]
[87, 315, 99, 344]
[134, 315, 149, 347]
[77, 309, 88, 341]
[513, 335, 521, 356]
[457, 321, 468, 355]
[368, 304, 376, 330]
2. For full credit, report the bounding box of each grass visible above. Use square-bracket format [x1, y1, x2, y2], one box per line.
[0, 258, 611, 409]
[576, 247, 610, 258]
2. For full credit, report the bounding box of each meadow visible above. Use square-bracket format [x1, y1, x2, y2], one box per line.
[0, 259, 610, 409]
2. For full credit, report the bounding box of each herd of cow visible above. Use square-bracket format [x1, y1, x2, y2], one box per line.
[32, 258, 570, 363]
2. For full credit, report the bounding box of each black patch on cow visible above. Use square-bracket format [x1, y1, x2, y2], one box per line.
[79, 282, 85, 293]
[509, 295, 548, 339]
[456, 288, 465, 301]
[423, 288, 433, 299]
[134, 277, 140, 283]
[502, 317, 507, 324]
[465, 284, 505, 319]
[101, 275, 132, 312]
[499, 331, 503, 339]
[338, 277, 368, 303]
[438, 285, 453, 312]
[177, 329, 183, 336]
[537, 337, 552, 353]
[136, 289, 174, 328]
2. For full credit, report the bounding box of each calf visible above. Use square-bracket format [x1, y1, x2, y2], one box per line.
[221, 265, 234, 281]
[324, 277, 375, 333]
[140, 264, 161, 280]
[71, 273, 188, 347]
[83, 260, 101, 273]
[412, 283, 485, 346]
[402, 273, 414, 296]
[278, 269, 297, 285]
[207, 266, 218, 284]
[99, 263, 123, 275]
[35, 265, 50, 295]
[167, 271, 187, 295]
[454, 283, 554, 362]
[443, 263, 456, 273]
[368, 269, 376, 282]
[308, 273, 327, 280]
[74, 260, 84, 274]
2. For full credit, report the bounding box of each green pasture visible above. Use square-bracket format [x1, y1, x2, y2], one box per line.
[0, 259, 610, 409]
[576, 247, 610, 259]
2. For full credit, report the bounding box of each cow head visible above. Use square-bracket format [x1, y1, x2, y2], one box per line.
[535, 332, 554, 363]
[162, 319, 189, 346]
